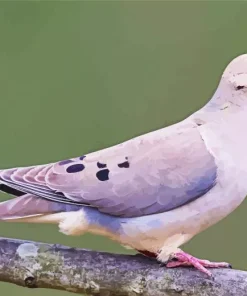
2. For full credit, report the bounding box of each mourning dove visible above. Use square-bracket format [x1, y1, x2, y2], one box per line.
[1, 54, 247, 276]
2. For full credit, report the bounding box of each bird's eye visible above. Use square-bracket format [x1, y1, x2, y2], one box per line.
[236, 85, 245, 90]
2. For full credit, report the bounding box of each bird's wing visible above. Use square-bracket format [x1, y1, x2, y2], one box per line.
[0, 121, 217, 218]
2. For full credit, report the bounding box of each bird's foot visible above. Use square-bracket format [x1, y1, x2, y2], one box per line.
[166, 250, 231, 277]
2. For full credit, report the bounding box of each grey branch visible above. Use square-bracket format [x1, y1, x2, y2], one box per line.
[0, 237, 246, 296]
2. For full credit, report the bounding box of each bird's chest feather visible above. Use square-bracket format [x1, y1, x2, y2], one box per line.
[200, 112, 247, 194]
[192, 112, 247, 225]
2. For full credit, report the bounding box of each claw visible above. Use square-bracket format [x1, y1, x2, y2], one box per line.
[163, 250, 231, 277]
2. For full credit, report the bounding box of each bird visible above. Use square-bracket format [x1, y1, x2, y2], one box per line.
[0, 54, 247, 277]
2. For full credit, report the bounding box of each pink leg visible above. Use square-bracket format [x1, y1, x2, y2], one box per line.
[166, 250, 231, 277]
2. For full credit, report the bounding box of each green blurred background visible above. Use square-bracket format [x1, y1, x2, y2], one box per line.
[0, 1, 247, 295]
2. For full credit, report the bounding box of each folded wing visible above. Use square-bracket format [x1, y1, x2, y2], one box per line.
[0, 124, 217, 218]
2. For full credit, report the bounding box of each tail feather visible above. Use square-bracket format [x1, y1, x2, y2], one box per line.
[0, 193, 83, 220]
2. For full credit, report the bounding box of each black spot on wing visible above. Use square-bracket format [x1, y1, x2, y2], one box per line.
[59, 159, 73, 166]
[96, 169, 109, 181]
[66, 164, 85, 173]
[118, 161, 130, 168]
[97, 162, 107, 168]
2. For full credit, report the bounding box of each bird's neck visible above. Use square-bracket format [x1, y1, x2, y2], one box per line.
[190, 98, 247, 127]
[202, 77, 247, 111]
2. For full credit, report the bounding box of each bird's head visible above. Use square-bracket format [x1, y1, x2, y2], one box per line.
[207, 54, 247, 110]
[223, 54, 247, 93]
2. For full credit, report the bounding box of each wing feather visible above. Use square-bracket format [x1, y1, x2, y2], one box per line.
[0, 122, 217, 217]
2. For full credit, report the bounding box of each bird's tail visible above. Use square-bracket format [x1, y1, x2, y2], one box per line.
[0, 193, 82, 222]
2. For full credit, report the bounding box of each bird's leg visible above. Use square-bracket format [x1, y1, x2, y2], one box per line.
[166, 249, 232, 277]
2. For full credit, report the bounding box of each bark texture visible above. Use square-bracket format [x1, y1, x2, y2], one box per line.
[0, 237, 246, 296]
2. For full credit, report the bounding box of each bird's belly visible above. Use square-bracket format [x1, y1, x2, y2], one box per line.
[108, 173, 245, 254]
[87, 175, 245, 255]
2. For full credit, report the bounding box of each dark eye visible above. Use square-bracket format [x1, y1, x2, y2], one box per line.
[236, 85, 245, 90]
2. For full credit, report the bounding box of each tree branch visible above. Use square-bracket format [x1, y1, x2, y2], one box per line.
[0, 237, 246, 295]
